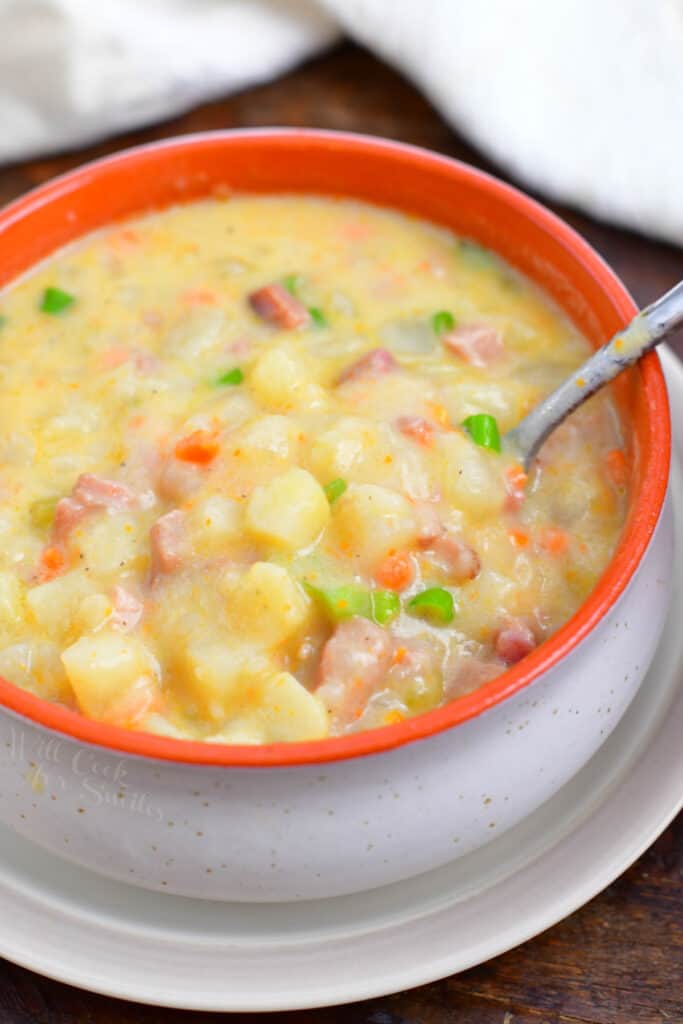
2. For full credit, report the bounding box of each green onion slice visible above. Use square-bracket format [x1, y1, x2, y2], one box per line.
[213, 367, 244, 387]
[283, 274, 302, 296]
[462, 413, 501, 453]
[370, 589, 401, 626]
[431, 310, 455, 335]
[407, 587, 454, 625]
[305, 583, 399, 627]
[305, 583, 369, 622]
[308, 306, 328, 328]
[40, 287, 75, 315]
[323, 478, 347, 504]
[0, 314, 7, 330]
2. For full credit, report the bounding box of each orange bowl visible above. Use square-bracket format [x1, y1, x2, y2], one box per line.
[0, 129, 670, 769]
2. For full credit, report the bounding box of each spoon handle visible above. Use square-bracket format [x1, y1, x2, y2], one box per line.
[507, 280, 683, 468]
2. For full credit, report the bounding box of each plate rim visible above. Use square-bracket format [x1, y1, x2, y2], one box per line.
[0, 349, 680, 1011]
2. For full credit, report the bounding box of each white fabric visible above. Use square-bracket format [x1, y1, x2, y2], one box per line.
[1, 0, 682, 246]
[0, 0, 338, 158]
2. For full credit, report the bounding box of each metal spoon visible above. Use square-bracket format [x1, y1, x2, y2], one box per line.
[506, 280, 683, 469]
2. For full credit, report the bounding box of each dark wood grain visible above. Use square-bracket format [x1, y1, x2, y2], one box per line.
[0, 42, 680, 1024]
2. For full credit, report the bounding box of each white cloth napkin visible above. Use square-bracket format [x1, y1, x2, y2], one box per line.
[1, 0, 682, 247]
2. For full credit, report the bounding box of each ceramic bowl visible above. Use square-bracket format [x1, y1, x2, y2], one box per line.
[0, 131, 672, 901]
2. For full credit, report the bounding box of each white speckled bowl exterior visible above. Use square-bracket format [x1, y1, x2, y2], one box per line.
[0, 131, 672, 901]
[0, 490, 672, 901]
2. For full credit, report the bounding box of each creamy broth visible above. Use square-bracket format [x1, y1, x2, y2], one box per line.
[0, 197, 626, 742]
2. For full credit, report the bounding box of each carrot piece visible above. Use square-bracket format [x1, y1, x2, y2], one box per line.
[426, 401, 451, 429]
[181, 287, 219, 307]
[38, 546, 66, 581]
[505, 462, 528, 494]
[374, 551, 414, 592]
[395, 416, 435, 447]
[174, 430, 220, 465]
[107, 228, 141, 251]
[507, 527, 530, 548]
[504, 461, 529, 513]
[340, 222, 371, 242]
[605, 448, 629, 488]
[100, 345, 130, 370]
[539, 526, 570, 556]
[392, 646, 409, 665]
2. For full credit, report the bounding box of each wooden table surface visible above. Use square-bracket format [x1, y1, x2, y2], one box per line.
[0, 42, 681, 1024]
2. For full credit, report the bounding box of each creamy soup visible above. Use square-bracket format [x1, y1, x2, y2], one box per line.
[0, 197, 627, 743]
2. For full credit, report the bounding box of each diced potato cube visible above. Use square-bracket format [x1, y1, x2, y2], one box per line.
[332, 484, 417, 570]
[214, 392, 257, 427]
[0, 571, 24, 629]
[0, 641, 73, 703]
[188, 494, 242, 556]
[308, 416, 379, 481]
[439, 433, 505, 516]
[454, 567, 527, 642]
[226, 562, 311, 647]
[26, 569, 96, 641]
[308, 418, 432, 499]
[74, 593, 114, 634]
[441, 379, 531, 434]
[179, 641, 273, 722]
[139, 712, 190, 739]
[206, 673, 328, 743]
[237, 414, 302, 460]
[250, 346, 325, 412]
[204, 718, 267, 745]
[167, 307, 225, 360]
[74, 511, 146, 577]
[245, 468, 330, 551]
[61, 631, 159, 723]
[253, 672, 329, 741]
[341, 373, 434, 422]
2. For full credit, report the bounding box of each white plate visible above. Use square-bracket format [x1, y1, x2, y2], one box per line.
[0, 351, 681, 1012]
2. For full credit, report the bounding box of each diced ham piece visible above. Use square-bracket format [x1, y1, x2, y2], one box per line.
[504, 464, 528, 515]
[248, 283, 310, 329]
[50, 474, 136, 549]
[395, 415, 435, 447]
[413, 501, 443, 548]
[110, 586, 144, 632]
[100, 346, 131, 370]
[316, 617, 394, 727]
[431, 532, 481, 583]
[446, 658, 501, 699]
[504, 482, 525, 515]
[442, 323, 504, 367]
[149, 510, 186, 581]
[411, 505, 481, 583]
[337, 348, 397, 385]
[228, 337, 252, 359]
[141, 308, 164, 327]
[72, 474, 135, 511]
[51, 497, 89, 548]
[133, 350, 162, 374]
[495, 619, 537, 665]
[101, 347, 160, 372]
